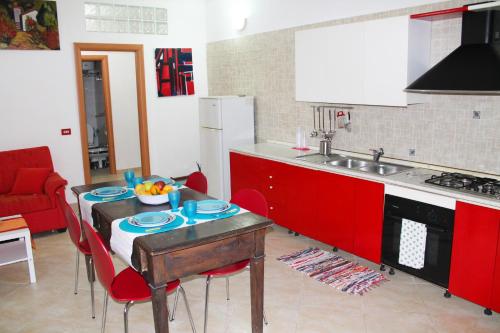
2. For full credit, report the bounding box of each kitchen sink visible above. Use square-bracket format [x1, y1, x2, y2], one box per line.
[358, 163, 412, 176]
[328, 158, 371, 169]
[296, 153, 412, 176]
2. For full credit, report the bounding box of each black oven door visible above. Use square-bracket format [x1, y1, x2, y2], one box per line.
[381, 195, 455, 288]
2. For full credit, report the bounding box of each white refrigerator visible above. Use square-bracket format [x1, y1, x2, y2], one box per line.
[199, 96, 255, 200]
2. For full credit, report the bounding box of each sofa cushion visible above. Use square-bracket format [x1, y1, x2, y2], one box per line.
[10, 168, 51, 195]
[0, 194, 52, 216]
[0, 146, 54, 194]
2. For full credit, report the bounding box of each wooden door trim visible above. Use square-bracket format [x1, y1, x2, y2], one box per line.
[81, 55, 117, 175]
[74, 42, 151, 184]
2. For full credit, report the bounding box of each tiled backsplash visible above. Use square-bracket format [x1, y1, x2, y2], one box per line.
[207, 0, 500, 175]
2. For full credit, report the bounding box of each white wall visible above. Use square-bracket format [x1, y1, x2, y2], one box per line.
[206, 0, 447, 42]
[0, 0, 208, 202]
[83, 51, 141, 170]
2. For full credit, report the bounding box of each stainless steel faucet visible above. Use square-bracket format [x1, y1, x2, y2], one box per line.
[370, 148, 384, 162]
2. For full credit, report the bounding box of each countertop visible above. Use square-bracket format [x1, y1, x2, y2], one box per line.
[230, 143, 500, 210]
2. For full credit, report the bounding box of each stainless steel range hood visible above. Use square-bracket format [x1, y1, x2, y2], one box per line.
[406, 9, 500, 95]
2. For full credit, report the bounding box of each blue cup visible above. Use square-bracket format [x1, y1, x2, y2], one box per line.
[133, 177, 144, 187]
[183, 200, 197, 225]
[168, 191, 181, 212]
[124, 170, 135, 188]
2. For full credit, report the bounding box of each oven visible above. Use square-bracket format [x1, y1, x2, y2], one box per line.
[381, 185, 456, 288]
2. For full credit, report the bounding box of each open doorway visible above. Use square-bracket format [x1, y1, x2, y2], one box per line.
[74, 43, 151, 184]
[81, 55, 117, 182]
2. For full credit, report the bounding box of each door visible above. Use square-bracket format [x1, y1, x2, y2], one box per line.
[200, 127, 224, 199]
[353, 178, 384, 263]
[315, 171, 356, 252]
[81, 56, 117, 177]
[199, 98, 222, 129]
[449, 202, 500, 307]
[492, 224, 500, 313]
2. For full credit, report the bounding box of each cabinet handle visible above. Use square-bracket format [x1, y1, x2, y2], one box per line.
[269, 185, 273, 189]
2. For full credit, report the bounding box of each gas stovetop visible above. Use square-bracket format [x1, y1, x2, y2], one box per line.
[425, 172, 500, 200]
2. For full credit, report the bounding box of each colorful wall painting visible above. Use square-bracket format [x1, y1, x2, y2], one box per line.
[155, 48, 195, 97]
[0, 0, 60, 50]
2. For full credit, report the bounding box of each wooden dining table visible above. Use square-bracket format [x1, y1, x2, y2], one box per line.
[72, 180, 272, 333]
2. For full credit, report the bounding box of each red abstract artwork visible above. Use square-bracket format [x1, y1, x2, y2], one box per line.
[155, 48, 195, 97]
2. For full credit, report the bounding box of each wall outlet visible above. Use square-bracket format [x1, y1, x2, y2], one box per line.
[409, 148, 416, 157]
[473, 110, 481, 119]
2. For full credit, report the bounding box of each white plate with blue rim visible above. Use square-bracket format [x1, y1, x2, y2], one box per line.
[91, 186, 127, 198]
[196, 200, 231, 214]
[128, 212, 175, 228]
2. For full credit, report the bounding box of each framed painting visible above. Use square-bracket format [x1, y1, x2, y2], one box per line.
[0, 0, 60, 50]
[155, 48, 195, 97]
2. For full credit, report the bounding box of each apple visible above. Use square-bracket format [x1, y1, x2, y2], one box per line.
[154, 181, 166, 191]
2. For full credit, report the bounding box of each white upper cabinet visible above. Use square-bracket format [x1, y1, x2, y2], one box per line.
[295, 16, 431, 106]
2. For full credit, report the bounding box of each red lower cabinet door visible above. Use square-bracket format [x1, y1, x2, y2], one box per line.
[449, 202, 500, 308]
[491, 226, 500, 313]
[352, 179, 384, 263]
[284, 167, 319, 239]
[315, 171, 356, 252]
[229, 153, 263, 195]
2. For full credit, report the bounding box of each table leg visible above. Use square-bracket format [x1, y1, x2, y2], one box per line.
[24, 231, 36, 283]
[150, 284, 170, 333]
[250, 254, 265, 333]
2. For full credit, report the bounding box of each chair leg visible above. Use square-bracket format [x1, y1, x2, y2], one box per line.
[90, 257, 96, 319]
[74, 249, 80, 294]
[179, 286, 197, 333]
[204, 276, 212, 333]
[225, 277, 230, 301]
[124, 301, 134, 333]
[101, 291, 109, 333]
[169, 287, 180, 321]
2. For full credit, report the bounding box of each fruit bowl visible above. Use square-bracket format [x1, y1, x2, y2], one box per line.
[135, 191, 170, 205]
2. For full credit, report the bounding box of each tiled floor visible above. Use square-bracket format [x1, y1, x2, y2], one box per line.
[1, 225, 499, 333]
[91, 167, 142, 184]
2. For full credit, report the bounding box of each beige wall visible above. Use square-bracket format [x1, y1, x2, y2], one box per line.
[207, 0, 500, 176]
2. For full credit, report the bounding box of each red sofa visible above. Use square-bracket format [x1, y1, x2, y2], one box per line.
[0, 146, 68, 234]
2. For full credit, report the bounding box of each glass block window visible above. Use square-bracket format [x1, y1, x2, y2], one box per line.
[84, 2, 168, 35]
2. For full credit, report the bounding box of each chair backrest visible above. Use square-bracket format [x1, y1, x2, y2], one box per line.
[56, 192, 82, 248]
[82, 222, 116, 292]
[230, 188, 269, 217]
[0, 146, 54, 194]
[185, 171, 208, 194]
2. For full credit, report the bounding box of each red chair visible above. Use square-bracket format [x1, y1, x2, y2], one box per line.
[185, 171, 208, 194]
[82, 222, 196, 333]
[57, 192, 98, 319]
[200, 188, 269, 332]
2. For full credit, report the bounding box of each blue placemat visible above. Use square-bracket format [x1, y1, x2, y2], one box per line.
[180, 204, 240, 220]
[119, 215, 184, 234]
[84, 189, 135, 202]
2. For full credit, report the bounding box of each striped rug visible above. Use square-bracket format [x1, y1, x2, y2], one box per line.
[277, 247, 388, 295]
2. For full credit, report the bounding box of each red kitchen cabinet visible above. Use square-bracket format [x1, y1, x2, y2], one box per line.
[491, 223, 500, 313]
[230, 152, 385, 264]
[449, 202, 500, 310]
[353, 178, 385, 263]
[230, 152, 264, 194]
[230, 152, 300, 230]
[315, 171, 356, 253]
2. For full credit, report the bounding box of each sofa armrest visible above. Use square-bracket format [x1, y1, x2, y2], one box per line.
[44, 172, 68, 206]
